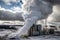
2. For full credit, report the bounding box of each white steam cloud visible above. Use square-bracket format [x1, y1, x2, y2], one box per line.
[22, 0, 52, 20]
[47, 5, 60, 22]
[8, 0, 53, 38]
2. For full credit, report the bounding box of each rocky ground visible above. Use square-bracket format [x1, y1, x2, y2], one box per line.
[1, 22, 60, 40]
[0, 28, 60, 40]
[20, 35, 60, 40]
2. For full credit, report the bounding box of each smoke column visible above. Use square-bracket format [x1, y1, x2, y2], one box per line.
[8, 0, 53, 38]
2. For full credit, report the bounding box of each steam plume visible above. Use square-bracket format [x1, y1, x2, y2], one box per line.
[8, 0, 53, 38]
[47, 5, 60, 22]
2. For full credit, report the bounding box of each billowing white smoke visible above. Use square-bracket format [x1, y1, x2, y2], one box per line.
[47, 5, 60, 22]
[8, 0, 53, 38]
[21, 0, 52, 35]
[22, 0, 52, 20]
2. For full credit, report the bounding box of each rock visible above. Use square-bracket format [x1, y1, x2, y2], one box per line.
[0, 29, 12, 40]
[7, 37, 20, 40]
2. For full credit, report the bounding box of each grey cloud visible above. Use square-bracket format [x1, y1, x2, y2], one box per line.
[0, 10, 24, 21]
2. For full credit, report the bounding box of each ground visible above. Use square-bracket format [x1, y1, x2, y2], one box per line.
[0, 27, 60, 40]
[20, 35, 60, 40]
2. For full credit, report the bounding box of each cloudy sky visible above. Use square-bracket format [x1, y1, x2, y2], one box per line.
[0, 0, 24, 20]
[0, 0, 22, 9]
[0, 0, 60, 22]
